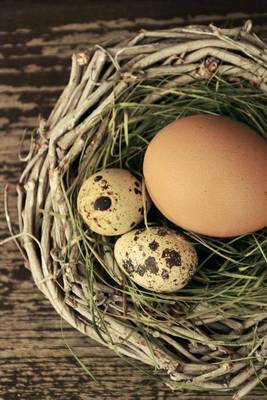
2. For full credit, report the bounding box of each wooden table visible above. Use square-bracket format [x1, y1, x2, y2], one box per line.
[1, 2, 267, 399]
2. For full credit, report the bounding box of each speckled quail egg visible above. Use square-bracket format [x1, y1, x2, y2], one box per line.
[114, 227, 198, 292]
[77, 168, 151, 236]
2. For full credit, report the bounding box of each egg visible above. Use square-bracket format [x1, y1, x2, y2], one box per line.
[114, 227, 198, 292]
[143, 115, 267, 237]
[77, 168, 151, 235]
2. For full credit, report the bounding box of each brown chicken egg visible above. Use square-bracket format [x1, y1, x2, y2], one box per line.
[143, 114, 267, 237]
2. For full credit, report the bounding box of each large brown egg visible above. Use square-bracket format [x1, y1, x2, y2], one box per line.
[143, 114, 267, 237]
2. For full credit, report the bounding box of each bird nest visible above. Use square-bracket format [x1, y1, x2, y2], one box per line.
[14, 21, 267, 399]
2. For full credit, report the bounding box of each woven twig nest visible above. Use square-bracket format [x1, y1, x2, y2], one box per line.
[16, 21, 267, 399]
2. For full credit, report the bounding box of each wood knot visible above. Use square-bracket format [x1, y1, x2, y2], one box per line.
[197, 57, 218, 78]
[121, 71, 143, 83]
[76, 52, 90, 66]
[205, 57, 219, 73]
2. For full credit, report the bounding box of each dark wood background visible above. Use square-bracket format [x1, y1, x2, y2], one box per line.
[1, 2, 267, 399]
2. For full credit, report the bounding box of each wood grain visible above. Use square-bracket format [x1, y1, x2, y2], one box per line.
[1, 3, 267, 399]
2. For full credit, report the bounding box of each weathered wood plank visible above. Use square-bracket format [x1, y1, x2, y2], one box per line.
[0, 4, 267, 399]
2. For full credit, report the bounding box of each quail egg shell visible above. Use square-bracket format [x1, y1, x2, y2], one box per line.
[114, 226, 198, 292]
[77, 168, 151, 236]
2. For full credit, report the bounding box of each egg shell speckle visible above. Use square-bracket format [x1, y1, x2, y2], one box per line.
[77, 168, 151, 235]
[114, 227, 198, 292]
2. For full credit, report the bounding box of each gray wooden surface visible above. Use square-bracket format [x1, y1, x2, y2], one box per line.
[1, 3, 267, 399]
